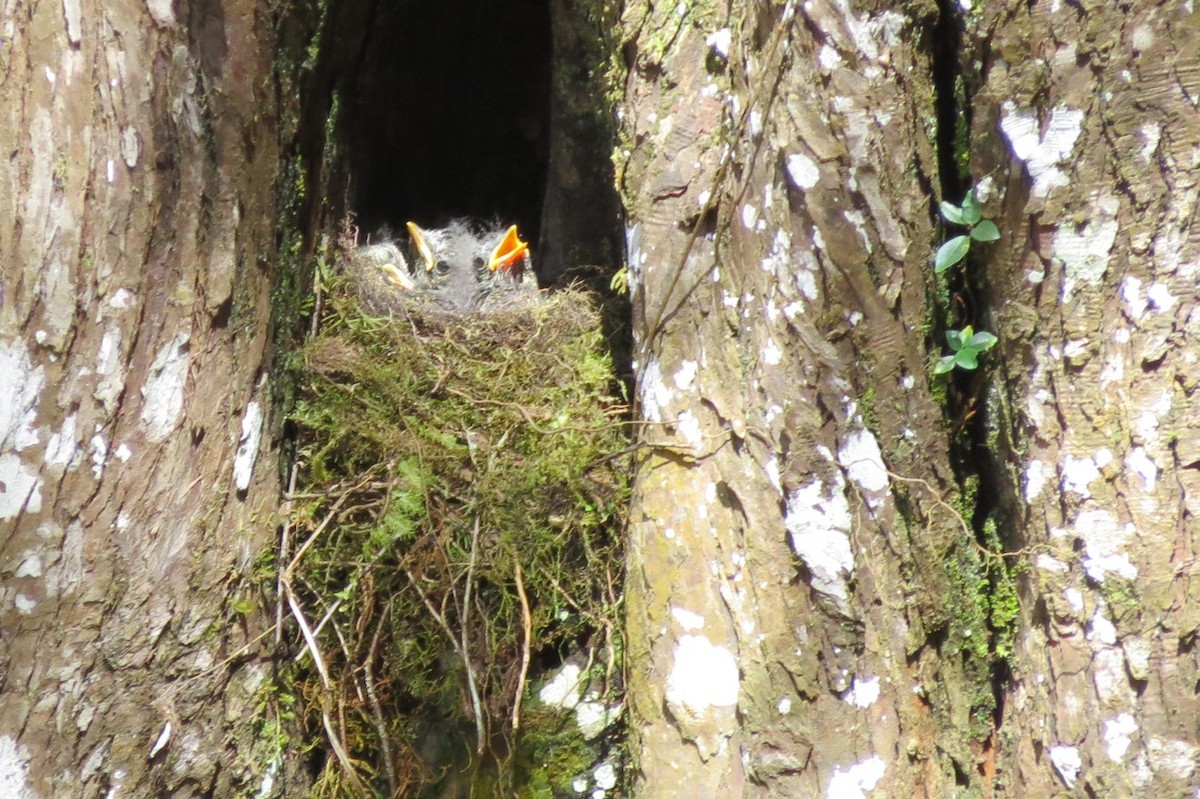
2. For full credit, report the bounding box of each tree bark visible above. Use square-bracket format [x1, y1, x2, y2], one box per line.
[620, 0, 1003, 795]
[0, 1, 284, 795]
[972, 2, 1200, 795]
[621, 0, 1200, 796]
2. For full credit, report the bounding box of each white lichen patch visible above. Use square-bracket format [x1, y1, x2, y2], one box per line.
[594, 760, 618, 791]
[1123, 636, 1151, 680]
[786, 152, 820, 190]
[741, 204, 758, 229]
[0, 340, 45, 452]
[837, 429, 889, 497]
[1134, 412, 1159, 446]
[44, 413, 79, 468]
[793, 251, 820, 303]
[671, 606, 705, 631]
[1104, 713, 1138, 762]
[1138, 121, 1162, 163]
[0, 735, 34, 799]
[1146, 282, 1176, 313]
[576, 699, 621, 741]
[818, 44, 843, 72]
[146, 0, 176, 26]
[1025, 460, 1050, 502]
[1100, 354, 1125, 387]
[705, 28, 731, 57]
[1122, 275, 1147, 319]
[834, 2, 905, 62]
[843, 209, 873, 255]
[1074, 509, 1137, 582]
[673, 360, 698, 391]
[1049, 744, 1082, 788]
[827, 755, 886, 799]
[1053, 195, 1120, 302]
[1130, 23, 1155, 52]
[843, 675, 881, 708]
[1088, 608, 1117, 645]
[1062, 339, 1089, 361]
[785, 476, 855, 606]
[665, 635, 739, 716]
[90, 433, 109, 479]
[762, 228, 792, 279]
[762, 338, 783, 365]
[233, 400, 264, 492]
[676, 409, 703, 451]
[15, 552, 42, 579]
[539, 663, 583, 709]
[764, 456, 782, 494]
[1026, 387, 1053, 428]
[95, 326, 126, 411]
[1093, 647, 1134, 706]
[0, 454, 42, 520]
[999, 102, 1085, 198]
[1125, 447, 1157, 493]
[1061, 453, 1101, 498]
[1147, 737, 1199, 780]
[639, 357, 671, 423]
[140, 334, 191, 442]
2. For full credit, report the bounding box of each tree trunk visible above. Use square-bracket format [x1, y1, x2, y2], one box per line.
[620, 0, 1001, 795]
[0, 1, 286, 795]
[972, 2, 1200, 795]
[620, 0, 1200, 796]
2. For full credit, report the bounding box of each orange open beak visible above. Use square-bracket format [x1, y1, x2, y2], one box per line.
[488, 225, 530, 273]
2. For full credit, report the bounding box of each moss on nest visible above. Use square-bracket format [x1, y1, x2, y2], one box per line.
[286, 254, 629, 797]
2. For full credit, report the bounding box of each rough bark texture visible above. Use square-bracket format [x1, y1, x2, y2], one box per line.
[972, 2, 1200, 795]
[621, 0, 1002, 795]
[0, 0, 283, 795]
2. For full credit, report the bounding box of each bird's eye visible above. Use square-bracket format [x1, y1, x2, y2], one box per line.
[435, 261, 451, 275]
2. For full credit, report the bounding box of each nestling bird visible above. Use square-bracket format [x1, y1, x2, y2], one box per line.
[348, 220, 537, 315]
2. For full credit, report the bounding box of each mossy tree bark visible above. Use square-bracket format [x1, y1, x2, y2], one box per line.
[621, 0, 1200, 796]
[620, 0, 1001, 795]
[970, 2, 1200, 795]
[0, 0, 288, 796]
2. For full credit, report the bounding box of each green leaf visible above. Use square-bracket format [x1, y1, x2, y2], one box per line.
[610, 267, 629, 294]
[971, 220, 1000, 242]
[935, 236, 971, 273]
[961, 190, 982, 225]
[955, 348, 980, 370]
[946, 328, 965, 351]
[932, 355, 957, 375]
[968, 330, 998, 350]
[940, 201, 965, 225]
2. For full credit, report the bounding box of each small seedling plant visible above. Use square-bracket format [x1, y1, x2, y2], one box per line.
[932, 187, 1000, 375]
[933, 324, 998, 375]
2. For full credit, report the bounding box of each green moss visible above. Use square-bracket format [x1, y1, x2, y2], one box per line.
[512, 707, 609, 798]
[935, 485, 1023, 742]
[1100, 577, 1140, 624]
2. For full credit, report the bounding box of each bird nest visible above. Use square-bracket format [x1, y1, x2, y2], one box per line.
[282, 248, 629, 796]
